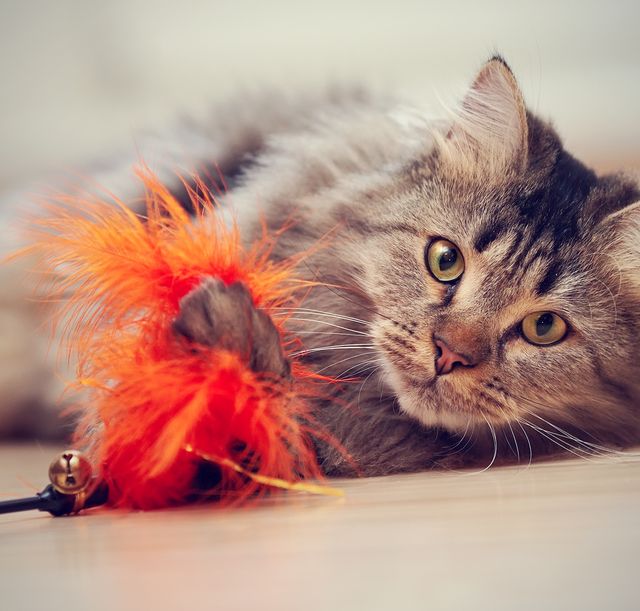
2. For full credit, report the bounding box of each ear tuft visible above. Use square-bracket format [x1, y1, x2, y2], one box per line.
[446, 57, 529, 173]
[487, 54, 512, 71]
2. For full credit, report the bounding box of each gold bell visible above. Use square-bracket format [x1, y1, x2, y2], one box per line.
[48, 450, 93, 495]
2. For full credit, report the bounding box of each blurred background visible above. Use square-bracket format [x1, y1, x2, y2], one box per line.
[1, 0, 639, 191]
[0, 0, 638, 438]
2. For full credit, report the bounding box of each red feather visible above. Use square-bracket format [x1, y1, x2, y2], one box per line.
[26, 169, 336, 509]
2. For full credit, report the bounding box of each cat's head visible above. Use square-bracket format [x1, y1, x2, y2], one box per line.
[363, 57, 640, 446]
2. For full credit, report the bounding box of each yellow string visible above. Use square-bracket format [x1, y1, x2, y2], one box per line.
[183, 444, 344, 497]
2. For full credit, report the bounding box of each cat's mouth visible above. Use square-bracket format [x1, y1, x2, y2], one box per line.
[406, 372, 438, 391]
[382, 353, 506, 431]
[375, 326, 510, 430]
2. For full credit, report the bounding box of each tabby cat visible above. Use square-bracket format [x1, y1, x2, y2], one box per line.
[4, 57, 640, 473]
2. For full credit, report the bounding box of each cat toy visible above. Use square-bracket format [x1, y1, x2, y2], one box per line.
[0, 170, 340, 516]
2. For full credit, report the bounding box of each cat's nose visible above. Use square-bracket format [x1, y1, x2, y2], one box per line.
[434, 337, 473, 375]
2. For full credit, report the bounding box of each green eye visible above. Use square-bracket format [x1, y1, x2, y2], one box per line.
[425, 239, 465, 282]
[521, 312, 568, 346]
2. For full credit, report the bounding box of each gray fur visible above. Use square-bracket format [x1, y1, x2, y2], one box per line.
[3, 57, 640, 475]
[207, 57, 640, 474]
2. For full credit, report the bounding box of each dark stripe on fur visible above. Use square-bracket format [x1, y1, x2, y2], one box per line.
[535, 261, 563, 296]
[516, 150, 597, 248]
[474, 220, 508, 252]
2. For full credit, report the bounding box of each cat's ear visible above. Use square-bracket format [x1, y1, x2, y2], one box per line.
[597, 197, 640, 292]
[600, 198, 640, 244]
[445, 56, 528, 173]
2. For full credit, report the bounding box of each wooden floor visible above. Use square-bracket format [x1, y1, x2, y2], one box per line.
[1, 444, 638, 611]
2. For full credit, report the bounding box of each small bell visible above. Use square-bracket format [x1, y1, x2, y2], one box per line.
[48, 450, 93, 495]
[0, 450, 108, 517]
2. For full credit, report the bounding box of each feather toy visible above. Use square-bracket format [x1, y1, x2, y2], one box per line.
[5, 169, 341, 513]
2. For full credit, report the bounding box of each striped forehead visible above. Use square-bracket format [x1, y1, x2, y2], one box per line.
[469, 150, 601, 296]
[472, 226, 572, 299]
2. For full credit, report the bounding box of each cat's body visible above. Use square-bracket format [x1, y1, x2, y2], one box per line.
[3, 57, 640, 473]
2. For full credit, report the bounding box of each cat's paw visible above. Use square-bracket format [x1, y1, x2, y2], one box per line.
[172, 278, 290, 378]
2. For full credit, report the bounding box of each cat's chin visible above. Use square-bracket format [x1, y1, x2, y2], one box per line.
[400, 397, 473, 432]
[382, 360, 474, 432]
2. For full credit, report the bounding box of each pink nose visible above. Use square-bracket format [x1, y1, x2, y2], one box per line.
[434, 338, 472, 375]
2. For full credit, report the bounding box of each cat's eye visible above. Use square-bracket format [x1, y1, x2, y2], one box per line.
[521, 312, 568, 346]
[425, 239, 465, 282]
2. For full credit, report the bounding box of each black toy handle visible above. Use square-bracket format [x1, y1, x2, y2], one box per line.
[0, 482, 109, 516]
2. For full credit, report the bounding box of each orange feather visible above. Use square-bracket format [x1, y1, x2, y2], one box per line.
[26, 169, 333, 509]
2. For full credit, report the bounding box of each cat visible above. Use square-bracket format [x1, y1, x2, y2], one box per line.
[3, 56, 640, 475]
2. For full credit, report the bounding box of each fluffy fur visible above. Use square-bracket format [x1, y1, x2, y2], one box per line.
[3, 57, 640, 476]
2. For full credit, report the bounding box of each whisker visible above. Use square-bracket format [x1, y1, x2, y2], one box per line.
[290, 344, 376, 358]
[295, 330, 375, 339]
[522, 409, 622, 455]
[514, 418, 534, 468]
[299, 260, 398, 325]
[338, 357, 385, 379]
[488, 395, 521, 463]
[504, 419, 521, 463]
[472, 414, 497, 474]
[280, 317, 371, 336]
[517, 400, 627, 458]
[446, 418, 473, 455]
[314, 351, 381, 375]
[357, 368, 379, 408]
[269, 307, 369, 326]
[521, 420, 598, 460]
[511, 393, 632, 459]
